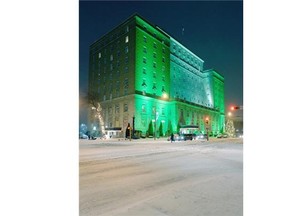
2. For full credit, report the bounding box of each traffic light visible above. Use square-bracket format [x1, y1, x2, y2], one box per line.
[231, 106, 240, 110]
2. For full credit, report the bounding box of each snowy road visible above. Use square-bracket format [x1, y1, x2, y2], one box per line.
[79, 138, 243, 216]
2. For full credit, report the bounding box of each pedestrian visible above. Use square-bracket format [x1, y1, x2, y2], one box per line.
[170, 133, 174, 143]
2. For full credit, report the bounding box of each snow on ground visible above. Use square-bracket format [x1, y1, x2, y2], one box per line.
[80, 138, 243, 216]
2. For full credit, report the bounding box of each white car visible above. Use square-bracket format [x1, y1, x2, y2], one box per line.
[79, 132, 88, 139]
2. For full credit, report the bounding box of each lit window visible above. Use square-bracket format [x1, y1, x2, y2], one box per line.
[99, 52, 101, 58]
[125, 36, 129, 43]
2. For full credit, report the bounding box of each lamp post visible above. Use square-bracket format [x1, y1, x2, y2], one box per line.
[154, 112, 159, 140]
[205, 117, 209, 141]
[132, 114, 135, 139]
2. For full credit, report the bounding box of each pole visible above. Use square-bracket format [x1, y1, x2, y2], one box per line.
[132, 115, 135, 139]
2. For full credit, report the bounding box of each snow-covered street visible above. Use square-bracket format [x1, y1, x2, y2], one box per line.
[79, 138, 243, 216]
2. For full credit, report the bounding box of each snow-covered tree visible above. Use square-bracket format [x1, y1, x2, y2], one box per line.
[225, 119, 235, 137]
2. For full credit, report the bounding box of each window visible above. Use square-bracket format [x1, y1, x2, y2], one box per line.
[116, 81, 120, 91]
[124, 104, 128, 112]
[162, 108, 165, 115]
[152, 83, 157, 90]
[125, 66, 128, 73]
[142, 79, 147, 87]
[126, 26, 129, 33]
[153, 52, 156, 58]
[143, 46, 147, 53]
[143, 36, 147, 43]
[125, 46, 128, 54]
[162, 76, 165, 81]
[142, 68, 146, 74]
[143, 57, 147, 64]
[153, 62, 156, 68]
[110, 54, 113, 61]
[162, 86, 165, 92]
[153, 42, 157, 48]
[115, 104, 119, 114]
[162, 48, 165, 54]
[125, 36, 129, 43]
[125, 56, 128, 64]
[162, 66, 165, 72]
[142, 104, 146, 113]
[162, 57, 165, 63]
[117, 50, 120, 57]
[124, 78, 129, 89]
[98, 52, 101, 58]
[153, 72, 156, 78]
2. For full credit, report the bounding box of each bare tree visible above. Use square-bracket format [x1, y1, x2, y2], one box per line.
[85, 91, 105, 135]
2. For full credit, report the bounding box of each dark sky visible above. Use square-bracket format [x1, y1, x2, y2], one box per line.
[79, 0, 243, 113]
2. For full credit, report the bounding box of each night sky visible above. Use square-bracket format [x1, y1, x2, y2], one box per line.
[79, 1, 243, 122]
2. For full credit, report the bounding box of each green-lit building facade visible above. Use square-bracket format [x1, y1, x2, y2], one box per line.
[88, 14, 225, 137]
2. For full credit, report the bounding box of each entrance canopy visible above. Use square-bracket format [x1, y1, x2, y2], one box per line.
[179, 125, 199, 134]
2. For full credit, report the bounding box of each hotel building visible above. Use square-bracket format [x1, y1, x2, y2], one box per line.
[88, 14, 225, 137]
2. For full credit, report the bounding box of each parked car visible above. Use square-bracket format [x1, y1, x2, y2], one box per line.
[183, 133, 197, 140]
[79, 132, 88, 139]
[216, 133, 228, 138]
[195, 134, 208, 140]
[174, 134, 185, 141]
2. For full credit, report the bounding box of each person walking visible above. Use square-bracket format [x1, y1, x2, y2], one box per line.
[170, 133, 174, 143]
